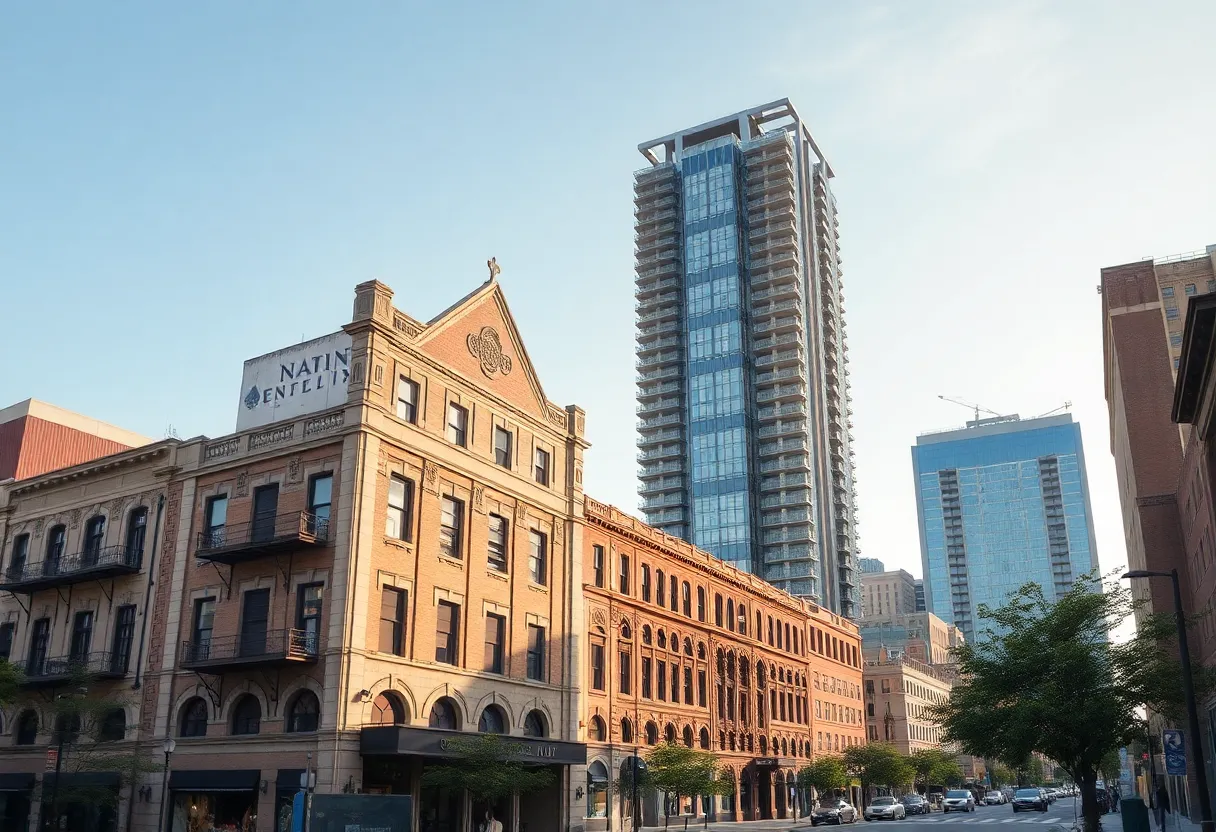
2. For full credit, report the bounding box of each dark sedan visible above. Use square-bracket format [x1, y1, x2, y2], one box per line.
[900, 795, 929, 815]
[812, 799, 858, 825]
[1012, 789, 1049, 813]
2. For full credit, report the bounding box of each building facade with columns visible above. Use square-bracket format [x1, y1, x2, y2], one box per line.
[580, 498, 863, 829]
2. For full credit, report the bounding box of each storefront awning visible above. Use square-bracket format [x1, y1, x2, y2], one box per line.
[0, 774, 35, 792]
[276, 770, 306, 789]
[360, 726, 587, 766]
[42, 773, 121, 789]
[169, 770, 261, 793]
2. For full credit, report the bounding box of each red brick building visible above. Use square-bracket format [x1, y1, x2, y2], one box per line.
[0, 399, 151, 482]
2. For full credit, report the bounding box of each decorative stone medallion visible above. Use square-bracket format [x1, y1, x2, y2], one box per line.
[467, 327, 513, 378]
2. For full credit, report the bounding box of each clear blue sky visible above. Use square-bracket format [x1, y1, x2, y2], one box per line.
[4, 1, 1215, 584]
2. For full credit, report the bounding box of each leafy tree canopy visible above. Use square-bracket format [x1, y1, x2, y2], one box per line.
[907, 749, 963, 790]
[843, 743, 913, 803]
[799, 757, 847, 802]
[636, 743, 733, 802]
[419, 734, 556, 803]
[0, 660, 20, 707]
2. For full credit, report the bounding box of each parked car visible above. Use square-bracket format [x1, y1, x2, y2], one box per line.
[864, 797, 906, 821]
[1012, 789, 1049, 813]
[1045, 789, 1057, 804]
[985, 791, 1006, 805]
[900, 795, 929, 816]
[943, 790, 976, 813]
[813, 799, 858, 826]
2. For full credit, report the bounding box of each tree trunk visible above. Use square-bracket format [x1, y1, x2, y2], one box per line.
[1079, 769, 1102, 832]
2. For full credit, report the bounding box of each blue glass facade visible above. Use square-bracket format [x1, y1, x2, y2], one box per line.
[681, 140, 753, 571]
[912, 416, 1099, 641]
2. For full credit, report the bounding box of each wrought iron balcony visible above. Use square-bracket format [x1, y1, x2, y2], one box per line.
[0, 545, 143, 594]
[13, 651, 128, 687]
[180, 627, 318, 672]
[195, 511, 329, 565]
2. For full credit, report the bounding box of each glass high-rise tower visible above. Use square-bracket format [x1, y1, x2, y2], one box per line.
[912, 413, 1100, 642]
[634, 99, 858, 616]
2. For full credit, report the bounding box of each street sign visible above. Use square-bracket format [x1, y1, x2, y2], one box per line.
[44, 748, 58, 772]
[1164, 729, 1187, 776]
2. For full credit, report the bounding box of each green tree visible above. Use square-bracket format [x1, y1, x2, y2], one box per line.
[0, 660, 20, 706]
[420, 733, 556, 807]
[930, 576, 1216, 832]
[798, 757, 848, 804]
[989, 764, 1015, 789]
[639, 743, 733, 817]
[908, 749, 963, 792]
[842, 743, 913, 808]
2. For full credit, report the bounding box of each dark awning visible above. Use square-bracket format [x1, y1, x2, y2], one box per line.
[169, 770, 261, 793]
[360, 726, 587, 766]
[42, 772, 121, 790]
[276, 769, 306, 789]
[0, 773, 35, 792]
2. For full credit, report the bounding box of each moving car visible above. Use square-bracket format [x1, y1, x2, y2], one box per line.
[864, 797, 906, 821]
[1012, 788, 1049, 813]
[813, 799, 858, 826]
[1045, 789, 1057, 804]
[985, 791, 1006, 805]
[943, 790, 976, 813]
[900, 795, 929, 816]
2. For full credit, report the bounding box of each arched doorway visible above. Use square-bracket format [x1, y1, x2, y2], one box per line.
[775, 771, 788, 819]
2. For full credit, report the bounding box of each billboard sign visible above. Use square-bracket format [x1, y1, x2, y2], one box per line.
[236, 332, 351, 431]
[1164, 729, 1187, 776]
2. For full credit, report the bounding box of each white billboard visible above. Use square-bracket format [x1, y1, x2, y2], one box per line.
[236, 331, 352, 431]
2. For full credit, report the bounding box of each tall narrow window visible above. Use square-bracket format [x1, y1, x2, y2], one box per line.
[296, 583, 323, 654]
[439, 496, 464, 559]
[447, 403, 468, 447]
[684, 667, 693, 703]
[592, 545, 605, 588]
[669, 577, 678, 611]
[110, 605, 137, 674]
[379, 587, 406, 655]
[670, 662, 679, 702]
[487, 514, 509, 572]
[396, 377, 419, 423]
[641, 564, 651, 602]
[697, 587, 705, 621]
[534, 448, 550, 486]
[682, 582, 691, 617]
[386, 475, 414, 541]
[125, 508, 148, 563]
[83, 516, 106, 565]
[698, 669, 707, 707]
[203, 496, 227, 548]
[436, 601, 460, 665]
[656, 570, 665, 607]
[619, 649, 632, 695]
[308, 474, 333, 536]
[70, 611, 94, 661]
[529, 530, 547, 586]
[619, 554, 630, 595]
[7, 534, 28, 579]
[0, 622, 13, 661]
[590, 643, 605, 691]
[28, 618, 50, 673]
[192, 598, 216, 660]
[526, 624, 545, 681]
[715, 594, 723, 627]
[484, 613, 505, 674]
[657, 661, 667, 701]
[641, 657, 652, 699]
[493, 426, 512, 469]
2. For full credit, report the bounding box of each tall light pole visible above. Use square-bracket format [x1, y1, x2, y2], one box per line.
[158, 738, 176, 832]
[1123, 569, 1214, 832]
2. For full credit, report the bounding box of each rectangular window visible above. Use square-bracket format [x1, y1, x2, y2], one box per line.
[684, 666, 693, 703]
[1186, 283, 1198, 296]
[204, 494, 228, 546]
[110, 604, 137, 673]
[296, 583, 324, 653]
[657, 660, 667, 701]
[881, 679, 891, 693]
[308, 473, 333, 535]
[484, 613, 505, 674]
[386, 475, 414, 541]
[487, 514, 509, 572]
[0, 622, 13, 661]
[641, 564, 651, 602]
[592, 545, 605, 588]
[534, 448, 550, 486]
[439, 496, 464, 559]
[28, 618, 50, 671]
[526, 624, 545, 681]
[619, 650, 632, 695]
[396, 377, 419, 423]
[1167, 306, 1180, 320]
[529, 530, 547, 585]
[446, 403, 468, 447]
[1163, 286, 1175, 298]
[494, 426, 513, 469]
[641, 657, 652, 698]
[192, 597, 216, 653]
[436, 601, 460, 665]
[379, 587, 406, 655]
[698, 669, 707, 706]
[70, 610, 94, 661]
[590, 642, 605, 690]
[7, 534, 28, 578]
[670, 662, 679, 703]
[1208, 279, 1216, 293]
[1172, 333, 1184, 347]
[619, 554, 630, 594]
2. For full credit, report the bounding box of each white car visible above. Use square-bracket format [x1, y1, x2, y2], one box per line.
[943, 790, 976, 813]
[985, 791, 1006, 805]
[864, 797, 906, 821]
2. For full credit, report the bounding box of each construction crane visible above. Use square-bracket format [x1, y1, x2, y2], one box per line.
[938, 395, 1003, 423]
[1034, 401, 1073, 419]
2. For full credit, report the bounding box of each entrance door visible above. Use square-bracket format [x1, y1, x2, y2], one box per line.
[240, 589, 270, 657]
[252, 484, 280, 542]
[740, 774, 753, 821]
[758, 770, 773, 820]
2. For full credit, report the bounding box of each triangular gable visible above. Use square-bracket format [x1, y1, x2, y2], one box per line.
[414, 279, 553, 422]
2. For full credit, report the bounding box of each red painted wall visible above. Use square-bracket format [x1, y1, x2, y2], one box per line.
[0, 416, 134, 481]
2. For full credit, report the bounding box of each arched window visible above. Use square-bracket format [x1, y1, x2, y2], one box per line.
[55, 713, 81, 744]
[589, 715, 606, 742]
[287, 690, 320, 733]
[681, 582, 691, 617]
[793, 629, 800, 654]
[669, 631, 680, 653]
[714, 594, 723, 627]
[621, 620, 632, 640]
[740, 658, 750, 687]
[83, 515, 106, 564]
[785, 623, 792, 651]
[759, 735, 768, 755]
[664, 723, 676, 744]
[99, 709, 126, 742]
[428, 698, 459, 730]
[781, 738, 788, 756]
[727, 599, 735, 632]
[179, 698, 208, 737]
[587, 762, 609, 819]
[46, 524, 66, 571]
[524, 710, 548, 738]
[683, 637, 692, 656]
[699, 727, 710, 750]
[126, 507, 149, 562]
[697, 642, 706, 660]
[371, 692, 407, 725]
[478, 705, 507, 734]
[682, 725, 694, 747]
[231, 695, 261, 736]
[15, 710, 38, 745]
[620, 718, 633, 743]
[767, 616, 774, 645]
[657, 629, 667, 649]
[697, 587, 706, 621]
[645, 721, 658, 745]
[642, 624, 652, 644]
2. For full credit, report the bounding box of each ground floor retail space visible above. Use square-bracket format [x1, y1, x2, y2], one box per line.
[168, 768, 308, 832]
[0, 771, 120, 832]
[360, 726, 586, 832]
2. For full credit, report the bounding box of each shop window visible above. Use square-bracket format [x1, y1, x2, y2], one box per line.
[179, 698, 208, 737]
[429, 697, 459, 730]
[586, 762, 609, 818]
[523, 710, 548, 738]
[231, 695, 261, 736]
[287, 690, 320, 733]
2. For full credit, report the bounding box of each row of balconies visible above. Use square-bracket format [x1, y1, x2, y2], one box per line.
[634, 194, 679, 216]
[761, 525, 815, 545]
[635, 208, 679, 229]
[634, 247, 680, 269]
[637, 304, 682, 326]
[755, 383, 808, 404]
[637, 444, 683, 463]
[639, 475, 686, 496]
[752, 317, 801, 337]
[760, 489, 813, 510]
[637, 427, 683, 448]
[760, 471, 811, 492]
[758, 436, 810, 457]
[637, 318, 680, 341]
[637, 335, 682, 356]
[636, 235, 680, 258]
[636, 277, 681, 301]
[750, 282, 800, 306]
[635, 260, 681, 282]
[640, 492, 687, 511]
[636, 350, 683, 370]
[754, 349, 804, 370]
[634, 177, 677, 200]
[638, 412, 684, 431]
[757, 401, 807, 422]
[636, 364, 681, 384]
[747, 189, 795, 212]
[757, 420, 806, 440]
[636, 396, 682, 416]
[636, 379, 681, 400]
[756, 366, 803, 386]
[752, 331, 800, 353]
[758, 453, 811, 474]
[636, 221, 678, 244]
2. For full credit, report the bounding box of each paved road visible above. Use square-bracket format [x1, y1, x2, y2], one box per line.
[798, 797, 1081, 832]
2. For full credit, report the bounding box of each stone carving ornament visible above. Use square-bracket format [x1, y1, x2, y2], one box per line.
[467, 327, 513, 378]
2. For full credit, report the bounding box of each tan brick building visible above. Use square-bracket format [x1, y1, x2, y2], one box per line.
[862, 655, 952, 755]
[580, 499, 863, 828]
[859, 570, 917, 622]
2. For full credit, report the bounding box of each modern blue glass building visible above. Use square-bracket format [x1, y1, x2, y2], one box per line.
[911, 414, 1099, 641]
[634, 100, 859, 615]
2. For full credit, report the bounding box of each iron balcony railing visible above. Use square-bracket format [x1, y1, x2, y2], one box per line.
[0, 545, 143, 593]
[13, 651, 128, 686]
[180, 627, 318, 670]
[195, 511, 329, 564]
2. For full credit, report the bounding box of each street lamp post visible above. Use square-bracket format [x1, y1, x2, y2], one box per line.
[158, 738, 176, 832]
[1123, 569, 1215, 832]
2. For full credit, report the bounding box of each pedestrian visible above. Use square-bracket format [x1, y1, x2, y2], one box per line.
[1154, 784, 1171, 831]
